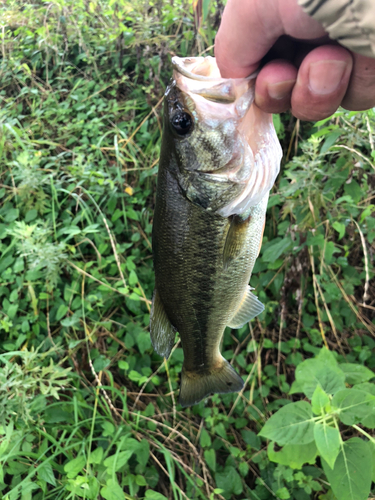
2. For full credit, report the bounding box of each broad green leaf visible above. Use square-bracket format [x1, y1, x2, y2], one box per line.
[56, 304, 68, 321]
[215, 466, 243, 496]
[306, 232, 325, 247]
[37, 461, 56, 486]
[311, 385, 330, 415]
[259, 401, 315, 445]
[331, 389, 375, 426]
[353, 383, 375, 428]
[344, 179, 362, 204]
[93, 355, 110, 371]
[126, 208, 139, 220]
[82, 224, 100, 234]
[323, 241, 340, 264]
[322, 438, 372, 500]
[137, 331, 151, 355]
[128, 270, 138, 286]
[20, 477, 39, 498]
[88, 446, 103, 464]
[133, 439, 150, 470]
[339, 363, 374, 385]
[332, 221, 345, 240]
[320, 129, 343, 153]
[103, 450, 133, 472]
[353, 382, 375, 396]
[213, 422, 227, 440]
[200, 428, 211, 448]
[4, 208, 19, 223]
[118, 360, 129, 370]
[202, 0, 211, 21]
[276, 487, 291, 499]
[25, 209, 38, 222]
[371, 442, 375, 482]
[316, 347, 338, 366]
[145, 491, 168, 500]
[204, 448, 216, 471]
[129, 292, 141, 301]
[59, 226, 81, 236]
[100, 478, 125, 500]
[61, 315, 80, 327]
[289, 380, 304, 395]
[66, 475, 99, 500]
[64, 456, 85, 479]
[102, 421, 115, 437]
[262, 237, 292, 263]
[238, 461, 249, 477]
[267, 441, 317, 469]
[111, 209, 124, 222]
[241, 430, 260, 449]
[7, 304, 18, 319]
[268, 193, 281, 208]
[314, 422, 340, 469]
[294, 358, 345, 398]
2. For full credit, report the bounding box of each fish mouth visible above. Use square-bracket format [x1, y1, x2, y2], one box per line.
[172, 56, 258, 81]
[172, 56, 258, 104]
[172, 56, 222, 81]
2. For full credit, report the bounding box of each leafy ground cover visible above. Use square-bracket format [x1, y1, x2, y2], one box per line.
[0, 1, 374, 499]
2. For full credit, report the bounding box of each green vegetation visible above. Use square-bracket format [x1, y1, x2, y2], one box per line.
[260, 348, 375, 500]
[0, 1, 374, 499]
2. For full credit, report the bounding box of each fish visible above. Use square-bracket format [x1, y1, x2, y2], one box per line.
[150, 56, 282, 407]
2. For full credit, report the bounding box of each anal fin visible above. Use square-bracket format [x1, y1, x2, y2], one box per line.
[227, 285, 264, 329]
[150, 289, 176, 359]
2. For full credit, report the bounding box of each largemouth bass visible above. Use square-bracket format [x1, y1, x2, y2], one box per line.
[150, 56, 282, 407]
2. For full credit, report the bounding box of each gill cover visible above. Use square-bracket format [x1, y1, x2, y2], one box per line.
[170, 56, 282, 217]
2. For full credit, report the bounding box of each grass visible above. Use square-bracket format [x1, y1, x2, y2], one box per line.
[0, 1, 374, 499]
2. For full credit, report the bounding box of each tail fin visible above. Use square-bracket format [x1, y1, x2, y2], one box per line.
[179, 358, 244, 407]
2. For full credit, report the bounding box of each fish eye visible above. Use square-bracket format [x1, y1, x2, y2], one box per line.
[170, 110, 193, 136]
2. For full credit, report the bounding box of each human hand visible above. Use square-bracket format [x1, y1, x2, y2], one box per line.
[215, 0, 375, 120]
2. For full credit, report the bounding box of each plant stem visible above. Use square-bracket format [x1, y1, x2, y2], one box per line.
[352, 424, 375, 444]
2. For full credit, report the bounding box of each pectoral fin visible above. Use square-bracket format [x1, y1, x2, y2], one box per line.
[228, 285, 264, 329]
[223, 214, 251, 269]
[150, 289, 176, 359]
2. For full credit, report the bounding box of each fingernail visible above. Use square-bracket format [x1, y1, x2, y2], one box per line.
[309, 60, 347, 95]
[267, 80, 296, 100]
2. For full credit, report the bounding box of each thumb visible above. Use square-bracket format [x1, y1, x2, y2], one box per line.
[215, 0, 326, 78]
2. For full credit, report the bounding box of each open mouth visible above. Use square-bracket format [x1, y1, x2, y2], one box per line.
[172, 56, 258, 105]
[172, 56, 241, 104]
[172, 56, 221, 81]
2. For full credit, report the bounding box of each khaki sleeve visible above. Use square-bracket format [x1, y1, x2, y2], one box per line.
[298, 0, 375, 58]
